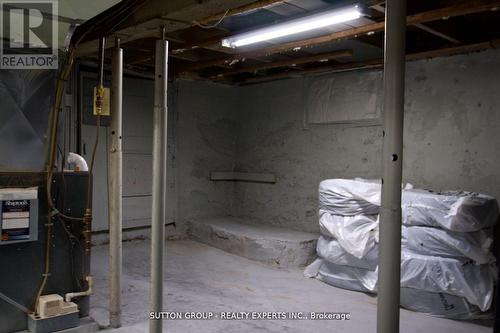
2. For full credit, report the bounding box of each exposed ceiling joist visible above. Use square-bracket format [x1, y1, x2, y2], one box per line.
[238, 38, 500, 85]
[171, 33, 231, 54]
[371, 4, 460, 44]
[183, 0, 500, 73]
[193, 0, 285, 25]
[210, 49, 353, 79]
[239, 59, 383, 85]
[125, 0, 259, 32]
[173, 0, 385, 55]
[406, 38, 500, 60]
[412, 23, 461, 44]
[75, 0, 261, 56]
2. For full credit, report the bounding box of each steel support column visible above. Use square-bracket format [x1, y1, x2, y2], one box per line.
[109, 38, 123, 329]
[149, 36, 169, 333]
[377, 0, 407, 332]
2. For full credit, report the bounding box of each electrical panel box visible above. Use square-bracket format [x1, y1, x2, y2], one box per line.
[93, 86, 110, 116]
[0, 187, 38, 244]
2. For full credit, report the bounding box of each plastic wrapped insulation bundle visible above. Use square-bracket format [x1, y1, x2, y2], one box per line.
[402, 189, 499, 232]
[316, 235, 378, 270]
[310, 178, 499, 319]
[305, 251, 496, 315]
[318, 179, 380, 216]
[319, 179, 500, 232]
[402, 226, 494, 264]
[318, 210, 378, 259]
[318, 215, 494, 265]
[304, 258, 377, 293]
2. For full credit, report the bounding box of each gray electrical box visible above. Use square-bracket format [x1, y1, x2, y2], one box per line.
[0, 187, 38, 244]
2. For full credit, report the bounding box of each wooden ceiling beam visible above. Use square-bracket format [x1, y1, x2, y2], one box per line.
[209, 49, 353, 79]
[75, 0, 261, 57]
[171, 0, 285, 55]
[194, 0, 285, 25]
[236, 38, 500, 85]
[412, 23, 461, 44]
[172, 33, 232, 54]
[125, 0, 259, 32]
[371, 4, 460, 44]
[406, 38, 500, 60]
[173, 0, 386, 55]
[127, 51, 235, 66]
[183, 0, 500, 73]
[237, 59, 383, 85]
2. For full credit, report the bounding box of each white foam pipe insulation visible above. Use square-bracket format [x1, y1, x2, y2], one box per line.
[67, 152, 89, 172]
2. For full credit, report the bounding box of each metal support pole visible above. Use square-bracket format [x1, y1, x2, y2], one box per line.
[149, 33, 168, 333]
[494, 224, 500, 333]
[495, 268, 500, 333]
[97, 37, 105, 88]
[109, 37, 123, 329]
[377, 1, 406, 333]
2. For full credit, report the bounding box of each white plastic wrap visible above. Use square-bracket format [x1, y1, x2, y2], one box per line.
[313, 178, 498, 315]
[319, 210, 378, 259]
[400, 288, 485, 320]
[319, 179, 499, 232]
[306, 260, 484, 320]
[319, 179, 380, 216]
[402, 226, 495, 264]
[304, 258, 377, 293]
[402, 189, 499, 232]
[400, 251, 496, 312]
[317, 226, 493, 269]
[318, 214, 494, 264]
[306, 251, 496, 312]
[316, 236, 378, 270]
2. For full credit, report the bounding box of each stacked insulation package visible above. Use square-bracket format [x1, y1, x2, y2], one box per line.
[305, 178, 499, 319]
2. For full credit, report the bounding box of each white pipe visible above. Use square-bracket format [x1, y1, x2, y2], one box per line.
[67, 152, 89, 172]
[65, 276, 93, 303]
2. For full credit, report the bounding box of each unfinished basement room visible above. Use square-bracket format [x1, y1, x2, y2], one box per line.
[1, 0, 500, 332]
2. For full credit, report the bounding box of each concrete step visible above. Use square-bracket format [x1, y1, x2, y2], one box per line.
[187, 217, 318, 268]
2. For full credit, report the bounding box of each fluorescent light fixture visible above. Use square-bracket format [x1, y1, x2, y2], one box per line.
[222, 5, 363, 48]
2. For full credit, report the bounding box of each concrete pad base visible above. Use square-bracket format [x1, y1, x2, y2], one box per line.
[19, 317, 99, 333]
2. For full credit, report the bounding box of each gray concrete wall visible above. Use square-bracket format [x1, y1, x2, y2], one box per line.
[175, 80, 240, 223]
[81, 78, 240, 239]
[232, 77, 382, 233]
[81, 75, 178, 232]
[228, 49, 500, 233]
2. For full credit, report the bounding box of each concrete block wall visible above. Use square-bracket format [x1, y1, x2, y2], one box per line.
[175, 49, 500, 234]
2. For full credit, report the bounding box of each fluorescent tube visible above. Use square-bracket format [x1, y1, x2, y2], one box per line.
[222, 5, 363, 48]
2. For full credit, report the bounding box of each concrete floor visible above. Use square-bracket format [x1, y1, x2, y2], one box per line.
[90, 239, 492, 333]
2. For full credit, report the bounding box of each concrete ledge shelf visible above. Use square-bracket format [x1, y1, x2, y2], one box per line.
[210, 171, 276, 184]
[187, 217, 318, 268]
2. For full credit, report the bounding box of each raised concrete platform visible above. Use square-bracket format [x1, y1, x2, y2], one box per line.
[187, 217, 318, 267]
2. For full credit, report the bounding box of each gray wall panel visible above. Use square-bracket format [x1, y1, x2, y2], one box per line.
[0, 71, 56, 171]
